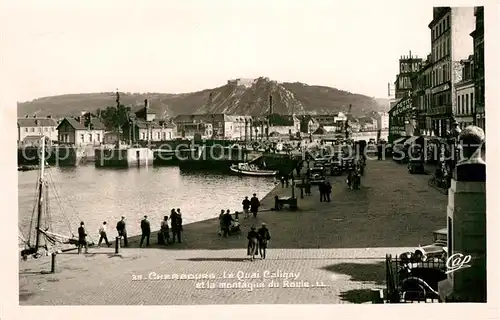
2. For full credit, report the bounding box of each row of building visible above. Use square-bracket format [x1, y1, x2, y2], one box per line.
[17, 105, 389, 146]
[388, 6, 484, 142]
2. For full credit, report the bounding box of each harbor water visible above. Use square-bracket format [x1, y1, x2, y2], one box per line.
[18, 165, 275, 245]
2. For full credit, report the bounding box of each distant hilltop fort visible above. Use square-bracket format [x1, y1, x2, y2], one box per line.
[227, 77, 280, 87]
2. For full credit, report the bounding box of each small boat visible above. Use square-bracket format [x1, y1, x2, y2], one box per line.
[230, 163, 278, 177]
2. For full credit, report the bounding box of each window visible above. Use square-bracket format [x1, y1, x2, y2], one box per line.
[89, 133, 93, 141]
[157, 132, 160, 140]
[25, 128, 28, 132]
[457, 94, 461, 113]
[163, 132, 166, 140]
[471, 93, 474, 112]
[97, 134, 100, 141]
[142, 132, 145, 139]
[80, 134, 85, 141]
[52, 127, 55, 131]
[38, 127, 42, 132]
[465, 94, 469, 114]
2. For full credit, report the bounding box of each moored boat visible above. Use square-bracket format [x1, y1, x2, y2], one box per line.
[230, 163, 278, 177]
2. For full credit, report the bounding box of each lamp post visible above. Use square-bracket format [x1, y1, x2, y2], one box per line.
[449, 118, 462, 173]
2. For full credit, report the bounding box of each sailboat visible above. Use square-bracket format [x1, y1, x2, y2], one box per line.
[19, 137, 91, 260]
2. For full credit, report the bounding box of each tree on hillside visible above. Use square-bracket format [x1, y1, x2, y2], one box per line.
[96, 104, 130, 132]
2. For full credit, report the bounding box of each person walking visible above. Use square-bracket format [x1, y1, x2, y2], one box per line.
[242, 196, 251, 219]
[160, 215, 170, 245]
[222, 209, 233, 237]
[257, 222, 271, 259]
[97, 221, 111, 248]
[140, 215, 151, 247]
[250, 193, 260, 218]
[325, 181, 332, 202]
[78, 221, 89, 254]
[116, 216, 128, 247]
[305, 178, 311, 196]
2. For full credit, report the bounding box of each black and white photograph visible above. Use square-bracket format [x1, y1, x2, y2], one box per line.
[1, 0, 498, 317]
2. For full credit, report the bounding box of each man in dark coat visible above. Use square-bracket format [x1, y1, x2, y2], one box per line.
[250, 193, 260, 218]
[257, 223, 271, 259]
[116, 216, 128, 247]
[242, 196, 250, 219]
[173, 208, 183, 243]
[325, 181, 332, 202]
[222, 209, 233, 237]
[319, 181, 326, 202]
[78, 221, 89, 254]
[140, 215, 151, 247]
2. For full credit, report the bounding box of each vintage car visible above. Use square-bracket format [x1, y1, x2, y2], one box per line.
[308, 167, 326, 184]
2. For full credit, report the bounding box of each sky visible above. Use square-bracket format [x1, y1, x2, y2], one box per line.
[2, 0, 434, 102]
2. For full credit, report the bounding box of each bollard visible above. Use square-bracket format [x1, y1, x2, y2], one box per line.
[115, 236, 121, 254]
[50, 253, 56, 273]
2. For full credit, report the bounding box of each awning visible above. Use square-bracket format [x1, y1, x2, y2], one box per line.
[393, 137, 407, 145]
[404, 136, 419, 146]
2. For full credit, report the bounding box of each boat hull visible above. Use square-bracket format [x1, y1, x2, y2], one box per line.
[230, 166, 277, 177]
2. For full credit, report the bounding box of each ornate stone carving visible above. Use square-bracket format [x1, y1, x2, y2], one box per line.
[455, 125, 485, 181]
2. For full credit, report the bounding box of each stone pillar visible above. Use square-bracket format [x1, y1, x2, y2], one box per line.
[438, 126, 486, 302]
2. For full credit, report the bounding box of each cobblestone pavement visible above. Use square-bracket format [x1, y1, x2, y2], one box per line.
[19, 159, 448, 305]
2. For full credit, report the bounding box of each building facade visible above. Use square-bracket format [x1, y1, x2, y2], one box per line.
[57, 117, 106, 145]
[17, 117, 58, 144]
[389, 53, 422, 141]
[172, 114, 252, 140]
[266, 114, 300, 136]
[470, 6, 485, 129]
[455, 55, 475, 128]
[428, 7, 475, 137]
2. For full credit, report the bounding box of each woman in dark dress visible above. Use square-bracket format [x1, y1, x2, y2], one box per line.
[247, 226, 259, 261]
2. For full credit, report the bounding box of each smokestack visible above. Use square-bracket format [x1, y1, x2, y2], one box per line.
[269, 95, 273, 115]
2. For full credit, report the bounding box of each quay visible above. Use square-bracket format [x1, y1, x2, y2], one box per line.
[19, 158, 449, 305]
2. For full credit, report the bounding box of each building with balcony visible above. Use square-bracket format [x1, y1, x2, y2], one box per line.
[455, 55, 475, 128]
[410, 55, 433, 134]
[389, 52, 422, 141]
[428, 6, 475, 137]
[470, 6, 484, 129]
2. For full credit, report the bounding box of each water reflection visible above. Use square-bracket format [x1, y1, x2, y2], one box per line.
[18, 165, 275, 243]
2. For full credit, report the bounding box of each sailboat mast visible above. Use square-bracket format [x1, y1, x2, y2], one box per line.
[34, 137, 46, 251]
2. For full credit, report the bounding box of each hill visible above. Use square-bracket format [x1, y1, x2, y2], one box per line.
[17, 77, 390, 118]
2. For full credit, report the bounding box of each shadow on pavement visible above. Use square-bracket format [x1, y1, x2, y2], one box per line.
[322, 261, 386, 285]
[339, 289, 379, 303]
[176, 257, 251, 262]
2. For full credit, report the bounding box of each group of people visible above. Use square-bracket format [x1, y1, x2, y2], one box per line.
[158, 209, 184, 245]
[246, 222, 271, 260]
[76, 209, 185, 253]
[218, 209, 240, 237]
[241, 194, 260, 219]
[318, 181, 332, 202]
